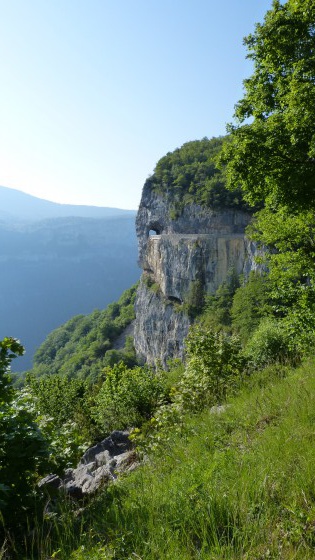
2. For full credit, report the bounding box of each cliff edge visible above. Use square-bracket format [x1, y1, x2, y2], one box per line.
[134, 178, 256, 367]
[134, 139, 255, 366]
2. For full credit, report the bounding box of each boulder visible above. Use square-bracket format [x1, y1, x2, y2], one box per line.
[39, 430, 138, 499]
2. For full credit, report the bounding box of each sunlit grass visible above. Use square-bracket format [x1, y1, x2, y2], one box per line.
[33, 359, 315, 559]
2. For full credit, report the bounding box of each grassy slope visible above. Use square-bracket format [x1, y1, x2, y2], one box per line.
[43, 359, 315, 560]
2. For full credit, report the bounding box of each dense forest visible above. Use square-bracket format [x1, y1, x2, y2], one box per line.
[145, 136, 254, 216]
[2, 0, 315, 558]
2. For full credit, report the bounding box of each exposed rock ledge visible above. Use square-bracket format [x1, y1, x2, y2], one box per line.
[39, 431, 138, 500]
[134, 182, 258, 367]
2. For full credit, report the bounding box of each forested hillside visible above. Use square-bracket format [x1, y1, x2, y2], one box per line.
[1, 1, 315, 558]
[30, 285, 138, 382]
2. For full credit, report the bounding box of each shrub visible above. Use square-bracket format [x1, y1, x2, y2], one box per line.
[134, 327, 247, 452]
[175, 326, 247, 411]
[199, 268, 240, 330]
[231, 271, 272, 343]
[26, 374, 93, 469]
[184, 279, 205, 318]
[92, 363, 166, 434]
[0, 338, 49, 541]
[245, 318, 301, 368]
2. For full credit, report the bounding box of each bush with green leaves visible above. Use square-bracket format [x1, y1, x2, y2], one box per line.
[102, 335, 137, 369]
[199, 268, 240, 330]
[231, 271, 272, 343]
[92, 363, 167, 434]
[27, 373, 87, 427]
[27, 374, 95, 469]
[175, 326, 247, 411]
[0, 338, 49, 541]
[134, 327, 247, 452]
[183, 279, 205, 318]
[245, 318, 301, 368]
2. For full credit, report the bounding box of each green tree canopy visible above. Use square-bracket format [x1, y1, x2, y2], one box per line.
[221, 0, 315, 209]
[146, 137, 250, 213]
[217, 0, 315, 350]
[0, 338, 49, 538]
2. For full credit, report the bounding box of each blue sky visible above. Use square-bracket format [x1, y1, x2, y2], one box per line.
[0, 0, 273, 210]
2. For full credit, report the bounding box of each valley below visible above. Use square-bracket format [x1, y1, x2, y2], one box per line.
[0, 190, 140, 371]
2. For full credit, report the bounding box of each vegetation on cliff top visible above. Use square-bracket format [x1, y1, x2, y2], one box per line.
[145, 136, 253, 214]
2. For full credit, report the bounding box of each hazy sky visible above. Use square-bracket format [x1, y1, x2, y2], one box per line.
[0, 0, 273, 210]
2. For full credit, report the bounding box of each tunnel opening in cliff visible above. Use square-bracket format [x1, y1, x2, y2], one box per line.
[147, 222, 162, 237]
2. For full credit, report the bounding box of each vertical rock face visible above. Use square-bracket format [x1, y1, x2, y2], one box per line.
[134, 283, 191, 367]
[134, 181, 256, 367]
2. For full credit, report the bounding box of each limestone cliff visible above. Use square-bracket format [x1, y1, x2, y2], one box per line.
[134, 176, 257, 367]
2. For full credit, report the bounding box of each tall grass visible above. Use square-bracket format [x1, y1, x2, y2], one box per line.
[34, 359, 315, 559]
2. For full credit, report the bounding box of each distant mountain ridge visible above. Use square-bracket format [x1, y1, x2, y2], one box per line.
[0, 185, 136, 221]
[0, 186, 139, 372]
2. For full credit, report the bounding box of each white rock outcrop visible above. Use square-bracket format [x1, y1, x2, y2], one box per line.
[134, 180, 258, 366]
